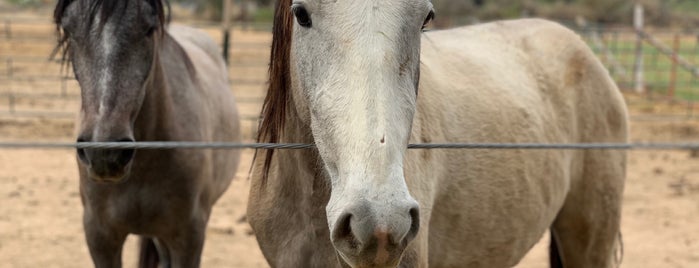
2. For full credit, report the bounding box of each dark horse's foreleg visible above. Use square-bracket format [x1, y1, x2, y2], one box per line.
[139, 237, 171, 268]
[159, 219, 207, 268]
[84, 219, 128, 268]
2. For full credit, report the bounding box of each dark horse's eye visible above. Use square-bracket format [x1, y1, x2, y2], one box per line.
[422, 10, 435, 31]
[146, 26, 156, 37]
[292, 5, 312, 28]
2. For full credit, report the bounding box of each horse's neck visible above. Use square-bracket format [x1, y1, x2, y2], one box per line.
[271, 106, 329, 205]
[251, 102, 343, 263]
[280, 108, 323, 180]
[133, 63, 168, 141]
[133, 34, 182, 142]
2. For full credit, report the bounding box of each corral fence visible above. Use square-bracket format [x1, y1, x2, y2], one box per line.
[568, 22, 699, 100]
[561, 5, 699, 118]
[2, 14, 699, 140]
[0, 16, 273, 139]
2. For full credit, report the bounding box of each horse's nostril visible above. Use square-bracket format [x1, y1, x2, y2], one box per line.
[116, 148, 135, 165]
[77, 148, 88, 163]
[406, 206, 420, 244]
[76, 137, 89, 164]
[115, 139, 135, 166]
[333, 212, 358, 249]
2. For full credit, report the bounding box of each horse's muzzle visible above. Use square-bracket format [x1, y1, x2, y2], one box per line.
[77, 138, 135, 183]
[331, 200, 420, 267]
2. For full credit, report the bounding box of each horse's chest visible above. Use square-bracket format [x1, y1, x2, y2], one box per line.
[85, 174, 199, 235]
[119, 189, 191, 227]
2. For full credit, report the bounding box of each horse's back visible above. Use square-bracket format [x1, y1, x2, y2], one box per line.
[419, 18, 626, 163]
[167, 24, 227, 76]
[165, 24, 239, 136]
[412, 19, 626, 267]
[164, 24, 241, 202]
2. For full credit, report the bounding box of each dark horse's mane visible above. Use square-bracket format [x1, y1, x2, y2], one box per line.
[255, 0, 294, 183]
[52, 0, 170, 64]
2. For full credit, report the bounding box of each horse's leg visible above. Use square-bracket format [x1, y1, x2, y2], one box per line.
[550, 151, 625, 268]
[84, 219, 128, 268]
[139, 237, 171, 268]
[161, 218, 207, 268]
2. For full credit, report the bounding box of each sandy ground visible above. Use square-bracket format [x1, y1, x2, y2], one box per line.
[1, 118, 699, 268]
[1, 11, 699, 268]
[0, 132, 266, 267]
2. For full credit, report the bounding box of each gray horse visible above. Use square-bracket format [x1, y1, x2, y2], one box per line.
[53, 0, 240, 267]
[248, 0, 627, 267]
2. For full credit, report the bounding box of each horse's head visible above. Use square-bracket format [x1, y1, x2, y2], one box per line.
[262, 0, 434, 266]
[54, 0, 167, 183]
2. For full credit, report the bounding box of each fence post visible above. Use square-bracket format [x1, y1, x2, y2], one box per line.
[61, 77, 67, 97]
[688, 74, 695, 118]
[612, 30, 619, 55]
[8, 93, 14, 114]
[221, 0, 233, 64]
[4, 19, 10, 40]
[6, 58, 12, 78]
[669, 33, 680, 98]
[688, 101, 694, 118]
[242, 0, 250, 31]
[633, 3, 645, 93]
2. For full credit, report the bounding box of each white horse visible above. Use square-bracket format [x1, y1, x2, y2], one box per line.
[249, 0, 627, 267]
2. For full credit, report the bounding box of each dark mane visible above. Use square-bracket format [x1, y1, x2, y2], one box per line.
[52, 0, 171, 64]
[254, 0, 294, 183]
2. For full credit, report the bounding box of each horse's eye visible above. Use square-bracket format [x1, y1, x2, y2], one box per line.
[292, 5, 312, 28]
[422, 10, 435, 31]
[146, 26, 156, 37]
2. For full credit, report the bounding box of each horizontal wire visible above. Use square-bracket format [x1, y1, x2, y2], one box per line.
[1, 141, 699, 150]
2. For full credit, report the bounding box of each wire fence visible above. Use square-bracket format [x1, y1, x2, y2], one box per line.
[3, 18, 699, 121]
[566, 22, 699, 104]
[0, 16, 272, 139]
[0, 17, 272, 120]
[1, 141, 699, 151]
[2, 17, 699, 149]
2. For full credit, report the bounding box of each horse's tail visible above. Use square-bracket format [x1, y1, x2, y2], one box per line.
[549, 229, 563, 268]
[139, 237, 160, 268]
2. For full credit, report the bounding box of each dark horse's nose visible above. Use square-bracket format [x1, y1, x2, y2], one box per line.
[77, 137, 135, 182]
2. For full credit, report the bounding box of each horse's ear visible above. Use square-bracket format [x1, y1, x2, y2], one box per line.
[149, 0, 170, 26]
[140, 0, 170, 35]
[53, 0, 73, 25]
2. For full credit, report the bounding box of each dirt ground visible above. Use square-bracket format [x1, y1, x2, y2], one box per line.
[2, 117, 699, 268]
[1, 11, 699, 268]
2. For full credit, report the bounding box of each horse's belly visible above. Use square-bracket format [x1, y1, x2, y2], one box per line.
[427, 197, 553, 267]
[425, 150, 571, 267]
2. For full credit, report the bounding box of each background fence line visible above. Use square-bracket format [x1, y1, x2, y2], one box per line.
[3, 18, 699, 116]
[3, 17, 699, 143]
[568, 22, 699, 102]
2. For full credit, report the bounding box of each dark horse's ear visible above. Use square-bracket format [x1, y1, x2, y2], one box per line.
[145, 0, 171, 27]
[53, 0, 75, 67]
[53, 0, 73, 25]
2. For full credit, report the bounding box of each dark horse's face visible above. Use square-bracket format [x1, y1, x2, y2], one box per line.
[55, 0, 164, 182]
